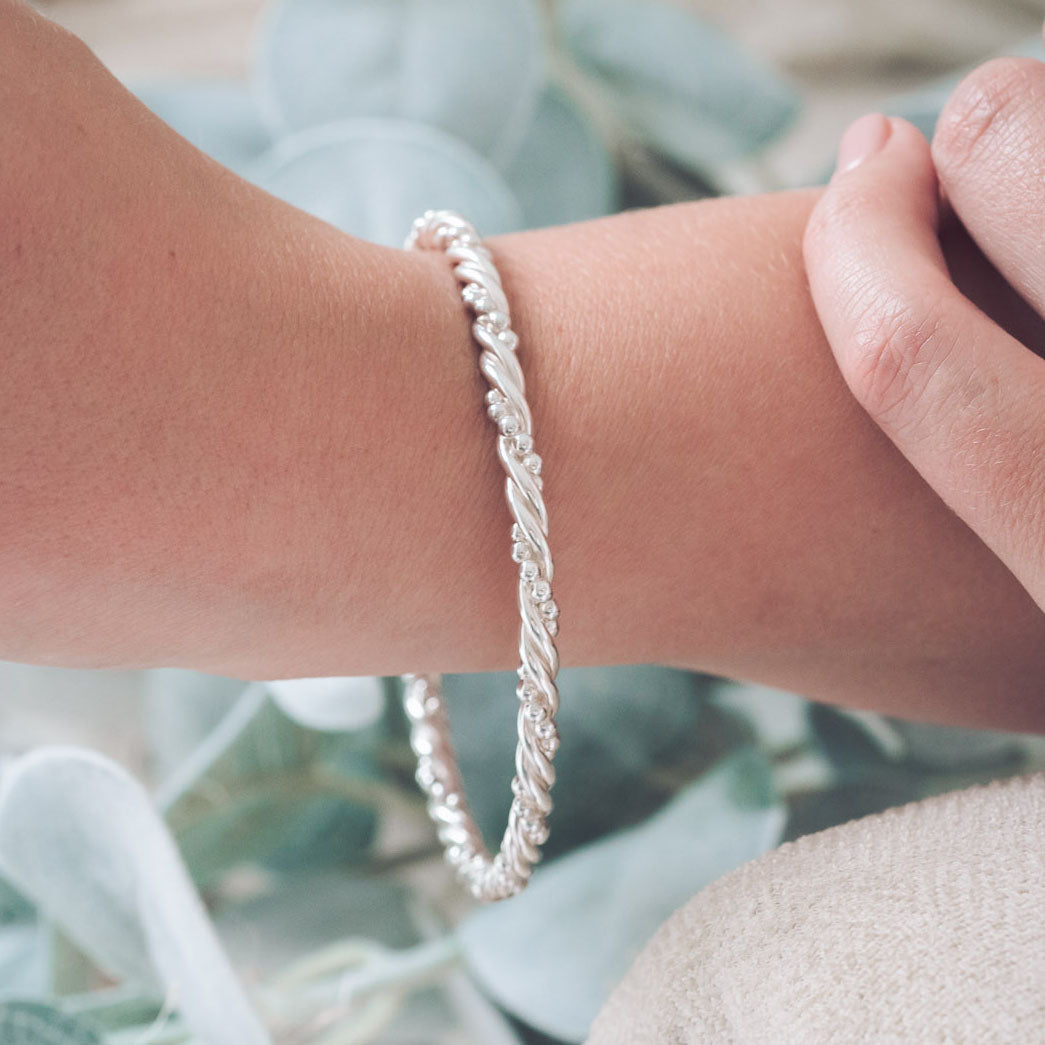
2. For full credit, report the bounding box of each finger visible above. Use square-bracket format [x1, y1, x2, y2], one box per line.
[804, 115, 1045, 602]
[932, 56, 1045, 319]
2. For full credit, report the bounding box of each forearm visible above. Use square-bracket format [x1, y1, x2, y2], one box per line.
[493, 195, 1045, 730]
[2, 15, 1042, 728]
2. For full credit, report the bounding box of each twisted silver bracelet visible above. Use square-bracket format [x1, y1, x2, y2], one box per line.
[401, 210, 561, 902]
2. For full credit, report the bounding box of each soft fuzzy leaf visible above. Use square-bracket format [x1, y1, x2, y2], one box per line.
[458, 749, 784, 1041]
[0, 924, 47, 1000]
[560, 0, 797, 176]
[810, 704, 905, 769]
[503, 85, 617, 227]
[0, 1002, 101, 1045]
[444, 666, 706, 859]
[0, 877, 33, 923]
[249, 118, 521, 246]
[144, 669, 247, 786]
[255, 0, 544, 164]
[787, 705, 927, 840]
[712, 681, 810, 755]
[0, 748, 268, 1043]
[158, 685, 378, 885]
[133, 81, 271, 175]
[218, 872, 505, 1043]
[264, 676, 384, 733]
[218, 871, 418, 978]
[885, 720, 1023, 770]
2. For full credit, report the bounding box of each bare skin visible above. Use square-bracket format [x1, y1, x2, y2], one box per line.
[806, 53, 1045, 634]
[1, 2, 1043, 731]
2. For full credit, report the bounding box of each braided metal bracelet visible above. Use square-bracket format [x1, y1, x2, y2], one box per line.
[401, 210, 561, 902]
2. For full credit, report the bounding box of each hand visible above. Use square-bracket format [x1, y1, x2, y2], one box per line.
[804, 49, 1045, 615]
[4, 2, 1045, 732]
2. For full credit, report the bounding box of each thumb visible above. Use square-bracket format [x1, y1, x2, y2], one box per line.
[804, 114, 1045, 604]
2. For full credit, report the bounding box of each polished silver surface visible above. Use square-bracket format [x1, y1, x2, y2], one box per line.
[403, 210, 561, 901]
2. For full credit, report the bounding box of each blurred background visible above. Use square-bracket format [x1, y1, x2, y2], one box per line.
[3, 1, 1045, 1042]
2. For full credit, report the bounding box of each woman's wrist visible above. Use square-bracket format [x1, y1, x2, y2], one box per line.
[1, 15, 1043, 731]
[220, 187, 1045, 732]
[490, 192, 1045, 730]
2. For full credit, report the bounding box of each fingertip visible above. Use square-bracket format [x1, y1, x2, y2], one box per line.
[835, 112, 891, 175]
[809, 117, 939, 264]
[833, 116, 932, 181]
[804, 112, 951, 408]
[817, 117, 940, 244]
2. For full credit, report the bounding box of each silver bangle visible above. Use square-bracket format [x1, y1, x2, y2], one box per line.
[401, 210, 561, 902]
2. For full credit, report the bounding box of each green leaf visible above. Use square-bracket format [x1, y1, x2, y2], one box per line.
[458, 749, 785, 1041]
[559, 0, 797, 177]
[0, 749, 268, 1042]
[0, 924, 47, 1000]
[809, 704, 903, 770]
[503, 86, 617, 228]
[255, 0, 544, 165]
[248, 118, 521, 247]
[263, 676, 385, 733]
[158, 685, 379, 885]
[712, 681, 811, 755]
[886, 719, 1023, 770]
[0, 1002, 101, 1045]
[132, 81, 271, 175]
[787, 705, 926, 841]
[443, 666, 707, 859]
[217, 870, 419, 977]
[144, 669, 247, 787]
[0, 876, 34, 923]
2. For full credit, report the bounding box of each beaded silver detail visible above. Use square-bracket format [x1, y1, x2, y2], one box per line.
[402, 209, 561, 902]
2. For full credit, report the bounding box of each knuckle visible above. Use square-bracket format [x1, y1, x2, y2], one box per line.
[933, 57, 1040, 174]
[974, 418, 1045, 565]
[846, 292, 953, 430]
[805, 179, 879, 263]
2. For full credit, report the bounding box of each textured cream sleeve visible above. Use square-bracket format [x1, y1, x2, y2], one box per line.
[588, 771, 1045, 1044]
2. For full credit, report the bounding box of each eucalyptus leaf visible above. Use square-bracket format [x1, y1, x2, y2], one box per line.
[458, 749, 784, 1041]
[0, 924, 47, 1000]
[264, 676, 384, 733]
[59, 988, 169, 1036]
[219, 872, 460, 1042]
[159, 685, 378, 885]
[809, 704, 904, 771]
[218, 871, 418, 978]
[559, 0, 797, 177]
[789, 705, 927, 840]
[145, 669, 247, 786]
[0, 876, 33, 923]
[712, 681, 810, 755]
[249, 118, 522, 247]
[255, 0, 544, 164]
[133, 81, 271, 176]
[503, 86, 617, 228]
[0, 1001, 101, 1045]
[886, 720, 1023, 770]
[0, 748, 269, 1043]
[444, 666, 706, 859]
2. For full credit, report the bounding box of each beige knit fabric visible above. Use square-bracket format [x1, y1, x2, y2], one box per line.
[589, 772, 1045, 1044]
